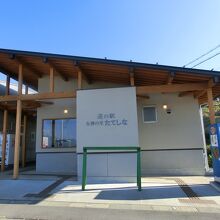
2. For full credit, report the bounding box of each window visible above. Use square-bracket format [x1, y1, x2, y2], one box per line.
[143, 106, 157, 123]
[42, 118, 76, 148]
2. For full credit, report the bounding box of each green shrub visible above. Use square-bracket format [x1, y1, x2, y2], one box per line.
[207, 145, 213, 168]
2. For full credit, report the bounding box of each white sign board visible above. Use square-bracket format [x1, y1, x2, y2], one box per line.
[77, 87, 139, 153]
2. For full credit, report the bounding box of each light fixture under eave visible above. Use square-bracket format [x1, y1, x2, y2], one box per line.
[162, 104, 168, 109]
[64, 109, 68, 114]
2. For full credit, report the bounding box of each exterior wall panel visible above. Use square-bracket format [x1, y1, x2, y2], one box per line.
[36, 76, 206, 176]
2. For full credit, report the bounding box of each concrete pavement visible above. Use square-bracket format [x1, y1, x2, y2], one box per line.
[0, 204, 219, 220]
[0, 169, 220, 219]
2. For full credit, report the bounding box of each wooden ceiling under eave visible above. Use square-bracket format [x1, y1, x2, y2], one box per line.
[0, 100, 54, 116]
[198, 84, 220, 105]
[0, 48, 220, 104]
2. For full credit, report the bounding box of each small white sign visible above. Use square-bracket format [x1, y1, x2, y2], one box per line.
[211, 134, 218, 147]
[42, 137, 48, 148]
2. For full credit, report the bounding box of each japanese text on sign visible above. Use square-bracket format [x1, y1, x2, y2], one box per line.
[86, 113, 128, 127]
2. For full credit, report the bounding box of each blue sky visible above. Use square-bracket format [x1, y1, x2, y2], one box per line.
[0, 0, 220, 81]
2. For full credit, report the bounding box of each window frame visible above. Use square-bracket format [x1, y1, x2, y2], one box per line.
[142, 105, 157, 123]
[41, 117, 77, 149]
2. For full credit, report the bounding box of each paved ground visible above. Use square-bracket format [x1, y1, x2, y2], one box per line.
[0, 168, 220, 219]
[0, 204, 219, 220]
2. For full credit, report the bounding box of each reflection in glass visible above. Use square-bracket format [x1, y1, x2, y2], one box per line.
[42, 118, 76, 148]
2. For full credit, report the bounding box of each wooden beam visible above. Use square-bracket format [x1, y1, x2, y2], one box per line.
[13, 99, 22, 179]
[22, 102, 41, 109]
[129, 68, 135, 86]
[178, 91, 194, 97]
[43, 58, 68, 81]
[50, 67, 54, 93]
[167, 72, 175, 84]
[194, 78, 217, 99]
[0, 95, 19, 102]
[37, 101, 54, 105]
[21, 115, 27, 168]
[0, 83, 208, 102]
[136, 83, 208, 95]
[11, 55, 42, 78]
[1, 110, 8, 172]
[0, 100, 51, 111]
[0, 91, 76, 102]
[21, 91, 76, 101]
[0, 66, 38, 90]
[78, 69, 82, 89]
[74, 61, 91, 84]
[207, 88, 215, 124]
[137, 95, 150, 99]
[194, 90, 206, 99]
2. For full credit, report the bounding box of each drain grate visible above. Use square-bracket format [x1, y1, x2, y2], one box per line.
[174, 178, 199, 199]
[166, 178, 217, 205]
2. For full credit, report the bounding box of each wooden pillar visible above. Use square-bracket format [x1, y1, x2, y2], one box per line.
[1, 75, 10, 172]
[50, 67, 54, 92]
[129, 68, 135, 86]
[25, 85, 28, 95]
[78, 70, 82, 89]
[18, 65, 23, 95]
[6, 75, 10, 95]
[130, 72, 135, 86]
[13, 100, 22, 179]
[13, 64, 23, 179]
[21, 115, 27, 168]
[207, 87, 215, 124]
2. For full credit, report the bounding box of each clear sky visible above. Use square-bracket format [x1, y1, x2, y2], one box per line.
[0, 0, 220, 73]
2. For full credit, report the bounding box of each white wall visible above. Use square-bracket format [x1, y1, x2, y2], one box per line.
[36, 76, 77, 173]
[36, 76, 125, 174]
[36, 76, 124, 153]
[137, 93, 206, 175]
[137, 93, 204, 150]
[36, 76, 206, 175]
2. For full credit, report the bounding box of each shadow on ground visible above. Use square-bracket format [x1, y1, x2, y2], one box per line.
[93, 184, 220, 200]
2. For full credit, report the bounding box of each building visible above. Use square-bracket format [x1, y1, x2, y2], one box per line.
[0, 48, 219, 179]
[0, 80, 36, 169]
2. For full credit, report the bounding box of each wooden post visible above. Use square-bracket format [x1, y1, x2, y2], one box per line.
[1, 75, 10, 172]
[50, 67, 54, 92]
[25, 85, 28, 95]
[130, 72, 135, 86]
[21, 115, 27, 168]
[18, 64, 23, 95]
[207, 88, 215, 124]
[78, 70, 82, 89]
[13, 64, 23, 179]
[13, 100, 22, 179]
[6, 75, 10, 95]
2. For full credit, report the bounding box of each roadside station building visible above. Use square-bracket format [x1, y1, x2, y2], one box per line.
[0, 48, 219, 179]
